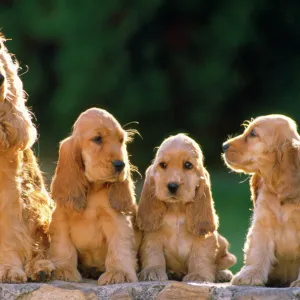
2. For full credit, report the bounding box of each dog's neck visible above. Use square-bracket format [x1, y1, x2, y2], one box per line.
[165, 202, 187, 213]
[259, 170, 300, 205]
[89, 181, 111, 192]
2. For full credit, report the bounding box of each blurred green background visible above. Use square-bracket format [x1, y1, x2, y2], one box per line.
[1, 0, 300, 272]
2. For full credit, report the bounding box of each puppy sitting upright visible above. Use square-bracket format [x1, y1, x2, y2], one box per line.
[0, 33, 53, 283]
[223, 114, 300, 287]
[49, 108, 139, 285]
[137, 134, 236, 282]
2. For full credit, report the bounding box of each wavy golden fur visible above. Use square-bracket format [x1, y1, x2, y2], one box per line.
[137, 134, 236, 282]
[223, 114, 300, 287]
[48, 108, 140, 285]
[0, 33, 53, 283]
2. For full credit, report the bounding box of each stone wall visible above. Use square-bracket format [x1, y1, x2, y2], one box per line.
[2, 280, 300, 300]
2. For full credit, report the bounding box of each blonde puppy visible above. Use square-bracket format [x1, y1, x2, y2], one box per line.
[223, 114, 300, 287]
[137, 134, 236, 282]
[48, 108, 139, 285]
[0, 33, 53, 283]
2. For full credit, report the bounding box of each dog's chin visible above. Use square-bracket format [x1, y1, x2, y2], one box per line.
[158, 195, 193, 204]
[92, 171, 126, 184]
[224, 158, 255, 174]
[108, 173, 127, 183]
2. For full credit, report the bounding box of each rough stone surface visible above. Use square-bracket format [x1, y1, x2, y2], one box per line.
[0, 280, 299, 299]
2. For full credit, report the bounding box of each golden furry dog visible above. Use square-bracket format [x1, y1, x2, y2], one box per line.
[0, 34, 53, 283]
[48, 108, 140, 285]
[223, 114, 300, 287]
[137, 134, 236, 282]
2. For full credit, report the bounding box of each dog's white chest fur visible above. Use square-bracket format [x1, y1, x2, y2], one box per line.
[162, 210, 193, 273]
[69, 189, 132, 270]
[259, 195, 300, 257]
[255, 193, 300, 283]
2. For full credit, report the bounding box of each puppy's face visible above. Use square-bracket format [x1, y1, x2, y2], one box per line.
[223, 115, 298, 174]
[151, 134, 203, 203]
[74, 109, 129, 183]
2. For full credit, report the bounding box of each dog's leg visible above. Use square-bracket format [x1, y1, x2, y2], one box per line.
[231, 221, 274, 286]
[183, 235, 217, 283]
[98, 217, 138, 285]
[25, 232, 54, 283]
[0, 253, 27, 283]
[0, 229, 28, 283]
[48, 208, 81, 282]
[0, 188, 30, 283]
[138, 232, 168, 282]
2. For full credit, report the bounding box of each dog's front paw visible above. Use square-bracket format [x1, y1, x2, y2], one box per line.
[0, 265, 27, 283]
[183, 272, 214, 283]
[98, 269, 137, 285]
[216, 269, 233, 282]
[26, 259, 55, 282]
[138, 266, 168, 281]
[52, 267, 82, 282]
[231, 267, 266, 286]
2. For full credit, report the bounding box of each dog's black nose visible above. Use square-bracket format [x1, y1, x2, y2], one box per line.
[0, 74, 4, 86]
[113, 160, 125, 172]
[167, 182, 179, 194]
[222, 143, 230, 152]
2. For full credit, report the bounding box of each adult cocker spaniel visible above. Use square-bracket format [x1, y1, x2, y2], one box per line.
[137, 134, 236, 282]
[48, 108, 140, 285]
[0, 33, 53, 283]
[223, 114, 300, 287]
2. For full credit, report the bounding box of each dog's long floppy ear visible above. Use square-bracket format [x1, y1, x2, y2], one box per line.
[137, 166, 167, 232]
[275, 139, 300, 204]
[186, 168, 219, 236]
[51, 136, 88, 211]
[108, 168, 137, 216]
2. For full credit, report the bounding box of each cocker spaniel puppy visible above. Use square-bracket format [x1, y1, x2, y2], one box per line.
[0, 34, 53, 283]
[48, 108, 140, 285]
[137, 134, 236, 282]
[223, 114, 300, 287]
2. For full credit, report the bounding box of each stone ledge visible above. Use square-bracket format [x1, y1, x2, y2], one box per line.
[1, 280, 300, 300]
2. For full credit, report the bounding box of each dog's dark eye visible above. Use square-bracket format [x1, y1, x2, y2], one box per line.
[92, 136, 102, 144]
[184, 162, 193, 169]
[120, 138, 124, 143]
[159, 162, 167, 169]
[249, 129, 257, 138]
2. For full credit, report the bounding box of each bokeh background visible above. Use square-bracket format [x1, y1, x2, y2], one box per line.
[2, 0, 300, 273]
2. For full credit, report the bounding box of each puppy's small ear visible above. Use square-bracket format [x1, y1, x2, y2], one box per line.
[276, 139, 300, 203]
[250, 173, 262, 206]
[186, 168, 219, 236]
[108, 168, 137, 215]
[137, 166, 167, 232]
[51, 137, 88, 211]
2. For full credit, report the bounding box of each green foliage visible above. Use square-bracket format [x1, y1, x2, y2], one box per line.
[2, 0, 300, 171]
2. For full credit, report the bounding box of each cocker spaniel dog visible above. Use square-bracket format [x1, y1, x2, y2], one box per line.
[0, 33, 53, 282]
[223, 114, 300, 287]
[48, 108, 140, 285]
[137, 134, 236, 282]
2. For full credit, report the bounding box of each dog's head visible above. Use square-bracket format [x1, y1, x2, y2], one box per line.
[0, 33, 36, 151]
[137, 134, 218, 235]
[223, 114, 300, 202]
[51, 108, 136, 214]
